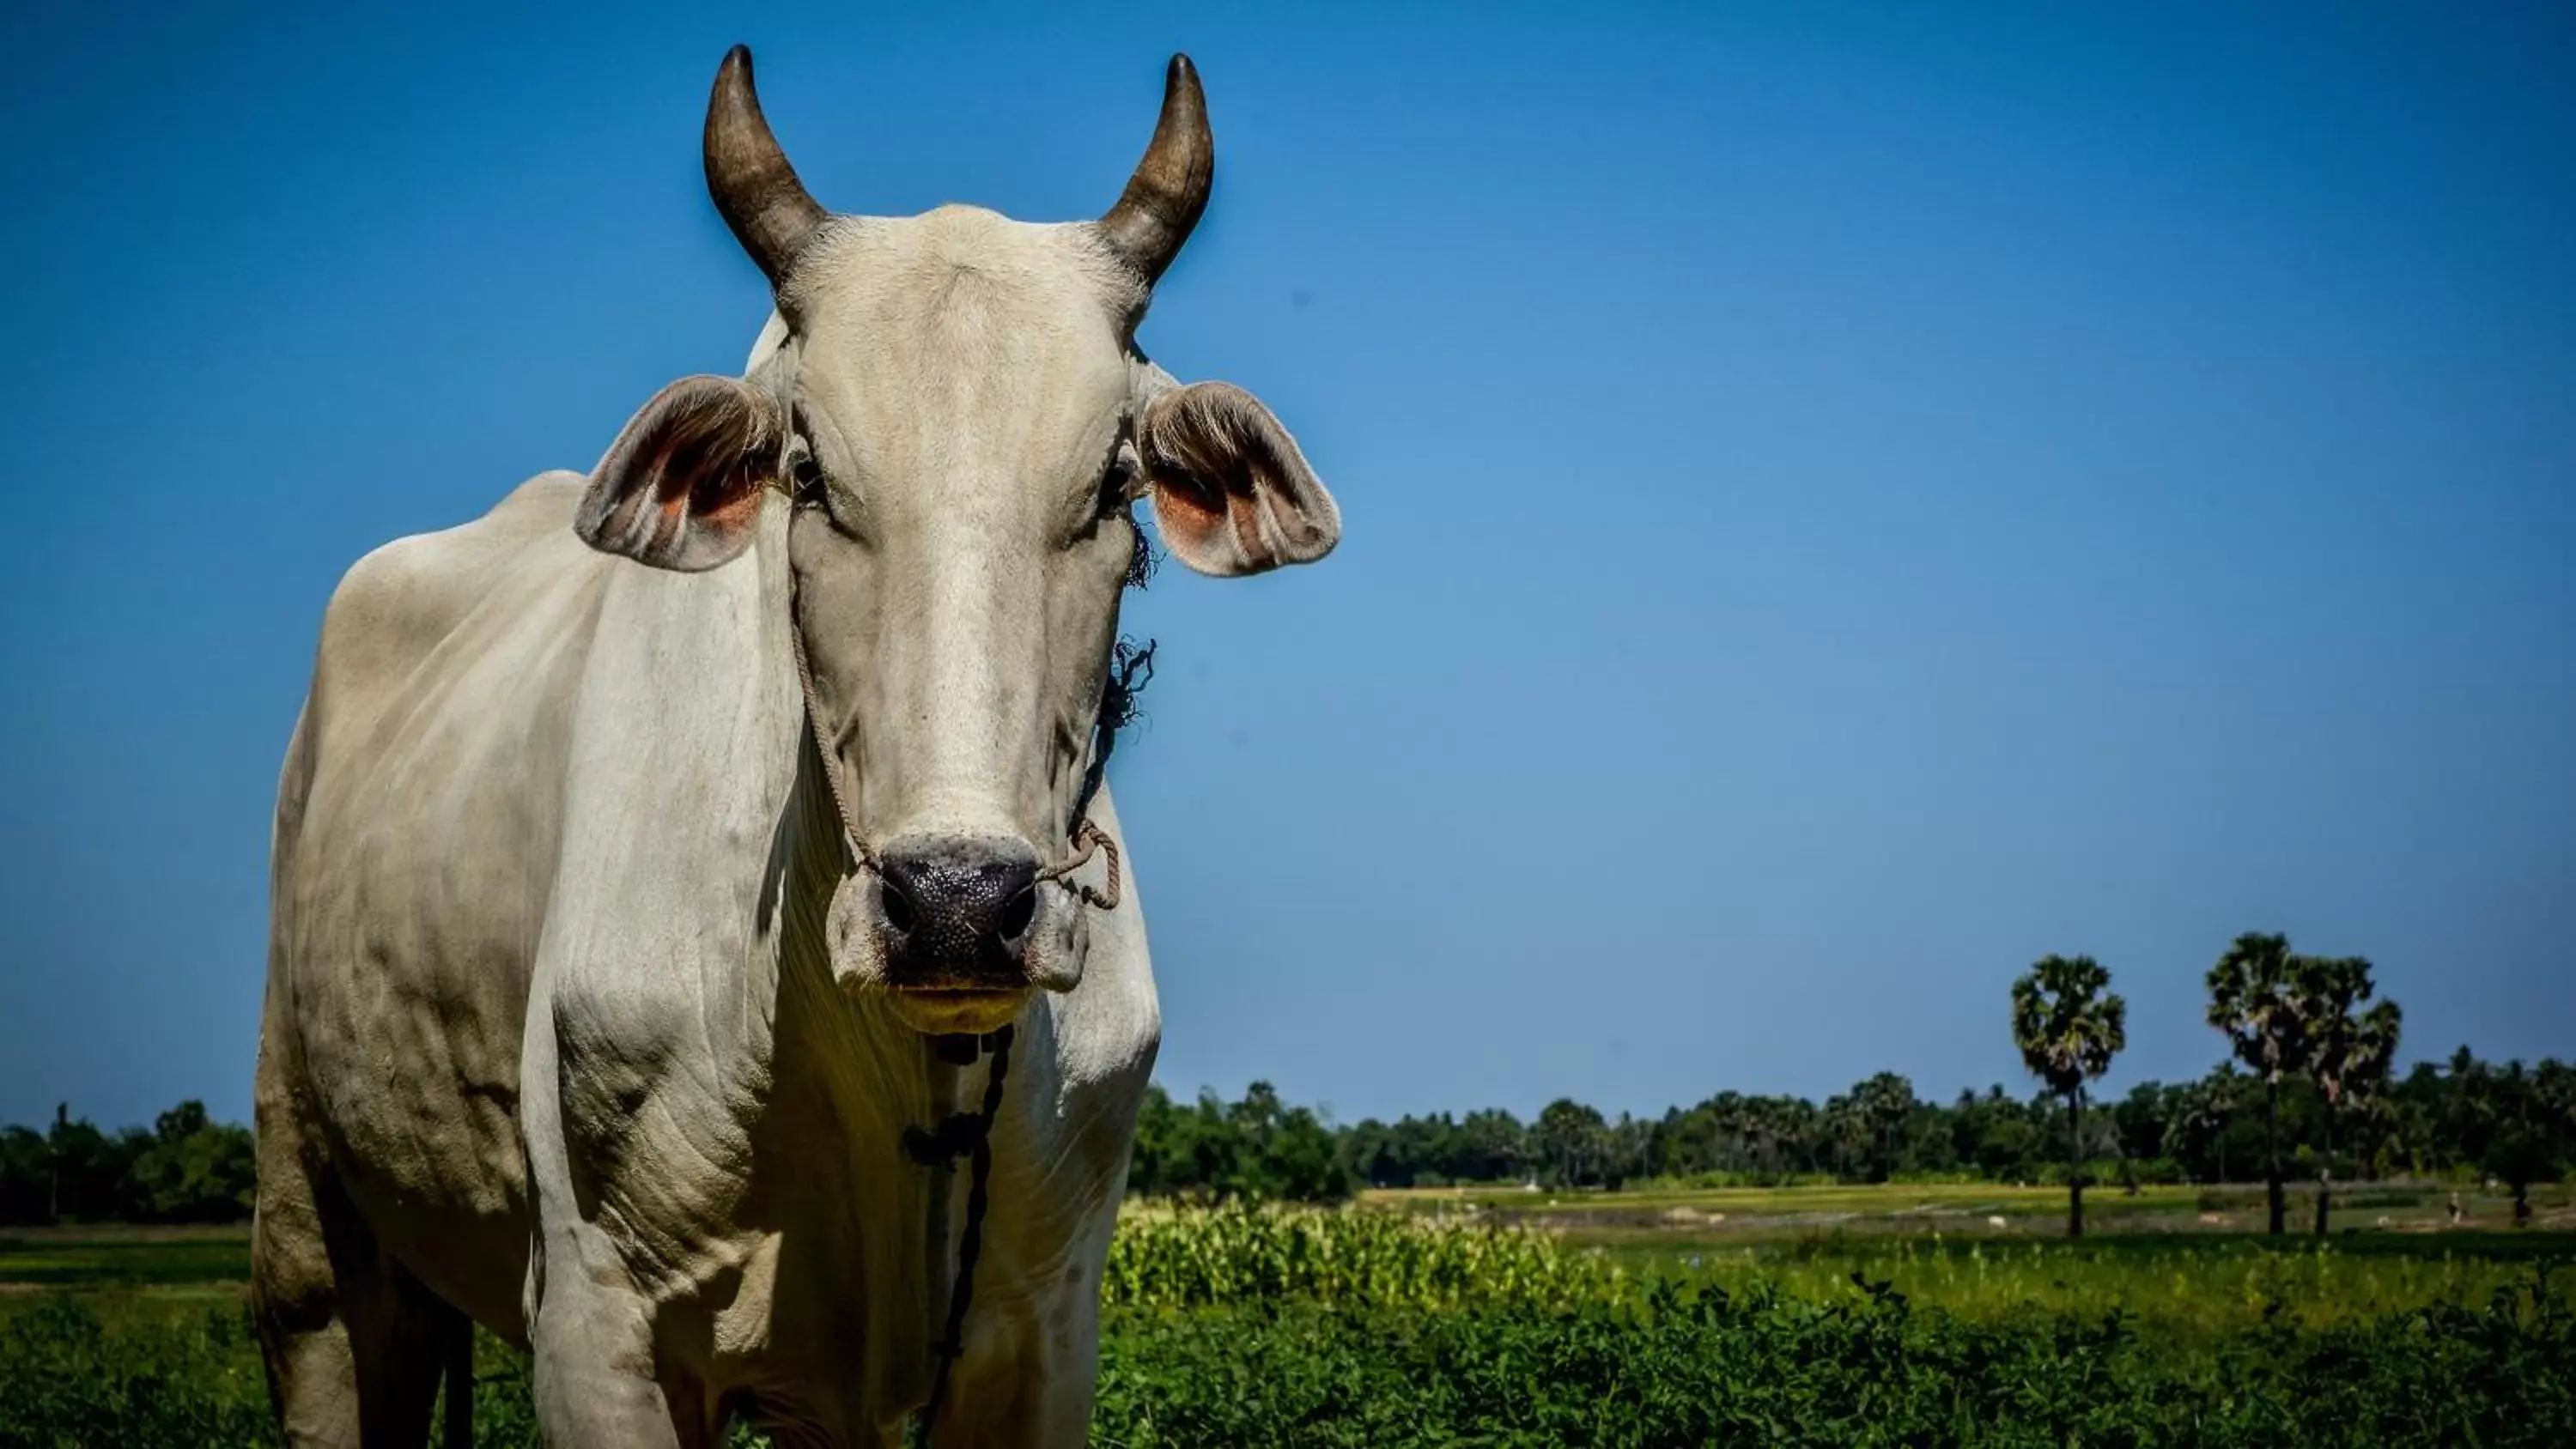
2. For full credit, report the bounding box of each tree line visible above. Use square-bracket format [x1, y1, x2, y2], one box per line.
[8, 932, 2567, 1228]
[1145, 932, 2570, 1229]
[1267, 1044, 2571, 1209]
[0, 1100, 256, 1226]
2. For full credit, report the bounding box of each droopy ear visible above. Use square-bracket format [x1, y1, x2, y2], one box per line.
[574, 375, 782, 572]
[1137, 381, 1340, 577]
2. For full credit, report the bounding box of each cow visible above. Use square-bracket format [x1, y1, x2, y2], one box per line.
[252, 45, 1340, 1448]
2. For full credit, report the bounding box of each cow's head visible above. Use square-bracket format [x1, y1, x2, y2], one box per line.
[574, 48, 1338, 1035]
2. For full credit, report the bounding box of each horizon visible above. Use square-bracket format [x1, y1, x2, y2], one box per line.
[3, 2, 2572, 1130]
[7, 1030, 2559, 1139]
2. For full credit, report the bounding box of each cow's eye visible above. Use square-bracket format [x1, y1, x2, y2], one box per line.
[787, 436, 825, 501]
[1098, 440, 1143, 515]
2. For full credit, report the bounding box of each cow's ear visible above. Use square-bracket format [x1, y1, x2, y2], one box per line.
[1137, 381, 1340, 577]
[575, 375, 781, 572]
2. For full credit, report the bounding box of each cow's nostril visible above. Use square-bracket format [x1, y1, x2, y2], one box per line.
[878, 876, 917, 935]
[872, 834, 1044, 980]
[997, 885, 1037, 944]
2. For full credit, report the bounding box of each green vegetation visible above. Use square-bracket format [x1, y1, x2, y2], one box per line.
[1107, 1202, 1620, 1311]
[1090, 1281, 2575, 1448]
[1125, 1079, 1350, 1203]
[1598, 1233, 2573, 1336]
[5, 921, 2570, 1442]
[7, 1206, 2574, 1446]
[0, 1102, 253, 1228]
[0, 1229, 255, 1288]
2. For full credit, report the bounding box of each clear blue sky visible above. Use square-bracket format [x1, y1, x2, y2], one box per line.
[3, 2, 2570, 1131]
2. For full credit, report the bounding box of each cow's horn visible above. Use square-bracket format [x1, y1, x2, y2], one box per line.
[705, 45, 827, 285]
[1098, 55, 1213, 285]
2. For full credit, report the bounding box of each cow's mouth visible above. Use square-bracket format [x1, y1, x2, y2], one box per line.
[885, 984, 1032, 1037]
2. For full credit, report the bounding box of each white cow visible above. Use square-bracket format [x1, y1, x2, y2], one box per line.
[253, 46, 1339, 1447]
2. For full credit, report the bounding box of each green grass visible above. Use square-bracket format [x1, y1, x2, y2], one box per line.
[0, 1229, 251, 1288]
[1595, 1231, 2576, 1335]
[8, 1191, 2574, 1446]
[1091, 1283, 2576, 1447]
[10, 1270, 2572, 1447]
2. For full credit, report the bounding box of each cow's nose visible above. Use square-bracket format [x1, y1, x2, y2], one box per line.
[874, 834, 1042, 979]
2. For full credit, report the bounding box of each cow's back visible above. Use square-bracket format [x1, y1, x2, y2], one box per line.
[268, 469, 607, 1336]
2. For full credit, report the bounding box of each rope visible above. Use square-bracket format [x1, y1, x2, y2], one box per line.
[780, 570, 1121, 1444]
[905, 1022, 1014, 1446]
[1031, 817, 1121, 912]
[786, 581, 1124, 908]
[787, 603, 883, 876]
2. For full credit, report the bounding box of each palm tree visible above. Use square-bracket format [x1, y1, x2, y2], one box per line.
[2298, 955, 2401, 1234]
[1838, 1072, 1917, 1183]
[1534, 1098, 1607, 1189]
[2011, 954, 2127, 1238]
[2208, 931, 2311, 1234]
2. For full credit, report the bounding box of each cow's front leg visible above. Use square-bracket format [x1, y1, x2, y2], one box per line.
[521, 1010, 725, 1448]
[527, 1262, 718, 1449]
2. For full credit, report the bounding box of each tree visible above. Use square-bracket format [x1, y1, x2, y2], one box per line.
[122, 1100, 257, 1223]
[1603, 1113, 1656, 1190]
[1126, 1082, 1352, 1202]
[1949, 1085, 2048, 1182]
[2011, 955, 2127, 1237]
[2537, 1060, 2576, 1178]
[2208, 931, 2312, 1234]
[1455, 1109, 1531, 1184]
[2166, 1064, 2248, 1185]
[1534, 1099, 1607, 1189]
[2472, 1062, 2554, 1227]
[2297, 957, 2400, 1234]
[1827, 1073, 1917, 1183]
[0, 1125, 48, 1226]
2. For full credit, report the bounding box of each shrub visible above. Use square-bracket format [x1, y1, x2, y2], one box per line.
[1106, 1202, 1619, 1311]
[1096, 1270, 2576, 1447]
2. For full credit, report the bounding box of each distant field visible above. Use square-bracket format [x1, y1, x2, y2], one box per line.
[0, 1227, 251, 1292]
[9, 1183, 2573, 1319]
[10, 1189, 2572, 1347]
[1364, 1178, 2574, 1238]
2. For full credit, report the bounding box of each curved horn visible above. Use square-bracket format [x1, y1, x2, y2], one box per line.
[1098, 55, 1213, 285]
[704, 45, 827, 284]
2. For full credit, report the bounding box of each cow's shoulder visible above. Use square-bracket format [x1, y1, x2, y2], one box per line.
[307, 473, 602, 738]
[320, 472, 586, 668]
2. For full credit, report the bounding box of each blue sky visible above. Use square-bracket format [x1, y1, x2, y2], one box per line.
[3, 2, 2570, 1131]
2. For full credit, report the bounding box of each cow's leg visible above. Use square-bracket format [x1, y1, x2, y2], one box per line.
[252, 1094, 466, 1446]
[524, 1234, 723, 1448]
[526, 1286, 718, 1448]
[521, 1021, 719, 1447]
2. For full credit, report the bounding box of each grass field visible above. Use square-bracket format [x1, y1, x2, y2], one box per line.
[1366, 1177, 2574, 1236]
[0, 1228, 258, 1290]
[6, 1185, 2573, 1446]
[1358, 1179, 2576, 1336]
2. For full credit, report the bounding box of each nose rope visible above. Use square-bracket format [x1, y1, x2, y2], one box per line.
[784, 591, 1121, 911]
[1031, 820, 1122, 911]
